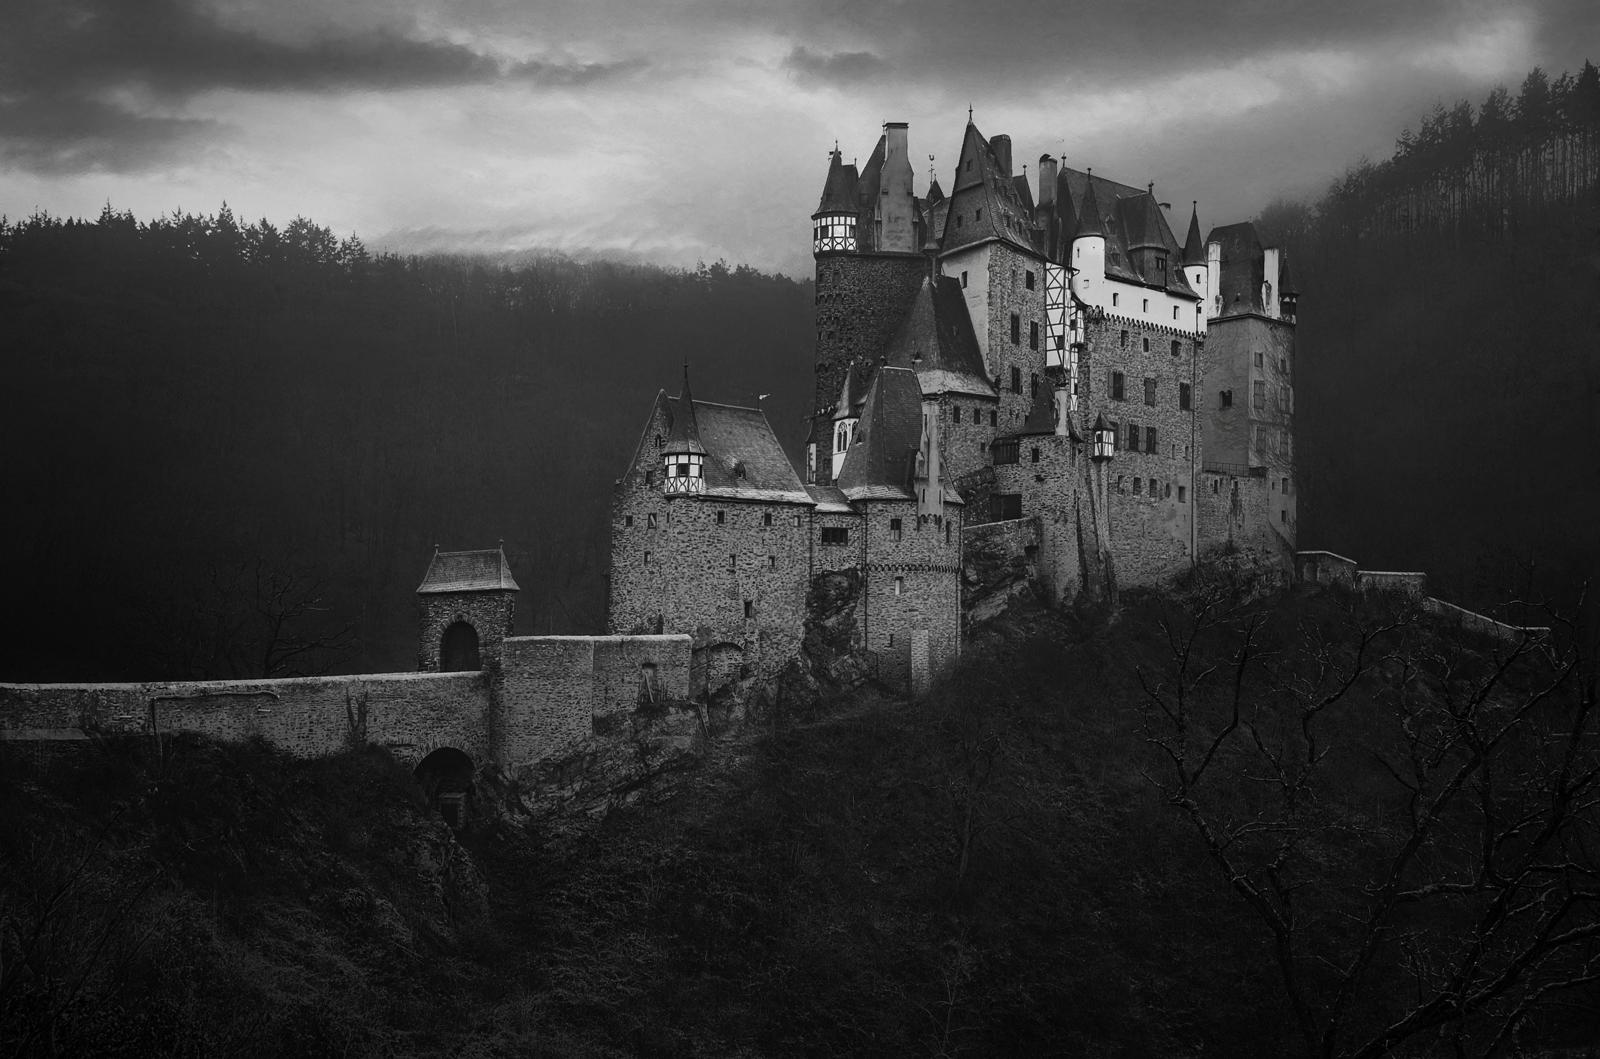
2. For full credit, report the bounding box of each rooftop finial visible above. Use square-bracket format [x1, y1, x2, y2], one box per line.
[968, 103, 973, 123]
[1148, 181, 1154, 195]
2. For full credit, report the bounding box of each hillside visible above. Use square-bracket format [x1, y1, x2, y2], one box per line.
[4, 581, 1594, 1059]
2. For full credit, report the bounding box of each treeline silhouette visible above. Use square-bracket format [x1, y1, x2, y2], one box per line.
[1263, 61, 1600, 610]
[0, 208, 814, 679]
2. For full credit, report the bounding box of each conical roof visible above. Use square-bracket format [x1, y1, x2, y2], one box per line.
[832, 362, 868, 420]
[814, 150, 859, 216]
[1182, 203, 1205, 265]
[663, 364, 706, 456]
[836, 367, 923, 500]
[926, 177, 944, 203]
[1278, 249, 1298, 297]
[1074, 175, 1107, 239]
[1013, 381, 1058, 437]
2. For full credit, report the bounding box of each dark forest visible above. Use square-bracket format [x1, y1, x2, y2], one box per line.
[2, 60, 1596, 681]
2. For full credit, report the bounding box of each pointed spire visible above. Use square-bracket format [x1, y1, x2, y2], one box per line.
[814, 148, 858, 216]
[833, 362, 867, 420]
[1182, 201, 1205, 265]
[1278, 248, 1298, 297]
[664, 363, 705, 456]
[1075, 173, 1107, 239]
[1016, 378, 1058, 436]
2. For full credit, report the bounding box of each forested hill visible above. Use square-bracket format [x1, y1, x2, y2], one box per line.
[1264, 62, 1600, 610]
[0, 211, 814, 680]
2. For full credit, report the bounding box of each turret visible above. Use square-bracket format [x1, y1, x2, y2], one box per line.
[416, 545, 518, 673]
[878, 122, 916, 253]
[1278, 250, 1298, 320]
[662, 365, 706, 496]
[1182, 203, 1208, 319]
[1070, 175, 1107, 305]
[830, 362, 867, 481]
[812, 149, 859, 254]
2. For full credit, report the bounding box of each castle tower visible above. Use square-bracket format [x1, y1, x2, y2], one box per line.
[662, 365, 707, 496]
[1182, 202, 1208, 320]
[417, 545, 519, 672]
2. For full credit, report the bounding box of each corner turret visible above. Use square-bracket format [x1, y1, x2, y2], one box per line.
[662, 365, 706, 496]
[813, 149, 860, 254]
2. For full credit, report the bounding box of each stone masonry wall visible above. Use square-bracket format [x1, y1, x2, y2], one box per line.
[812, 252, 928, 480]
[935, 392, 1002, 483]
[1197, 470, 1291, 570]
[992, 434, 1090, 606]
[609, 397, 673, 636]
[418, 591, 515, 672]
[984, 243, 1050, 434]
[858, 498, 963, 692]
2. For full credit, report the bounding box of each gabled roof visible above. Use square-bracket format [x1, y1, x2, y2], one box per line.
[1011, 383, 1059, 437]
[1182, 203, 1205, 266]
[941, 122, 1042, 256]
[815, 150, 858, 216]
[418, 548, 519, 594]
[883, 275, 995, 398]
[832, 362, 868, 421]
[1055, 167, 1198, 297]
[663, 397, 810, 504]
[836, 367, 922, 501]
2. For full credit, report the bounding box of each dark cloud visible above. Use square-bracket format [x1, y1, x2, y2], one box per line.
[0, 0, 644, 173]
[783, 47, 887, 87]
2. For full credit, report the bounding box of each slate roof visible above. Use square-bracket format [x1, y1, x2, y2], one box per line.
[804, 484, 855, 513]
[1206, 221, 1266, 316]
[663, 365, 706, 456]
[832, 362, 868, 421]
[836, 367, 923, 502]
[663, 397, 811, 504]
[1182, 203, 1205, 266]
[814, 150, 859, 215]
[883, 275, 995, 398]
[1010, 383, 1060, 437]
[1052, 168, 1199, 298]
[1278, 249, 1297, 297]
[941, 122, 1043, 257]
[417, 548, 519, 594]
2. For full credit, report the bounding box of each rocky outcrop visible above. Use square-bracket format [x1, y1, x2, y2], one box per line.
[961, 517, 1043, 625]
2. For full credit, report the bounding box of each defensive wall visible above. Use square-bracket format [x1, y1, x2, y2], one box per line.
[0, 634, 693, 777]
[1294, 551, 1548, 642]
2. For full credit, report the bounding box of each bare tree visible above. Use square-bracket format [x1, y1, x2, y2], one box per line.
[1137, 575, 1598, 1059]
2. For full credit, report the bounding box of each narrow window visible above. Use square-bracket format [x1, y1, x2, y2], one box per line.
[1146, 426, 1157, 452]
[890, 518, 903, 541]
[953, 406, 962, 424]
[1282, 477, 1290, 494]
[1030, 373, 1039, 398]
[768, 554, 776, 570]
[976, 208, 983, 220]
[1031, 446, 1040, 463]
[1142, 298, 1149, 312]
[1116, 474, 1125, 493]
[644, 550, 651, 565]
[1142, 337, 1150, 353]
[1254, 380, 1266, 410]
[961, 271, 968, 287]
[1178, 486, 1187, 503]
[1179, 383, 1192, 410]
[744, 600, 753, 618]
[1171, 339, 1180, 356]
[1025, 270, 1035, 290]
[1119, 329, 1128, 349]
[654, 434, 663, 449]
[1220, 390, 1233, 409]
[645, 470, 654, 486]
[1010, 314, 1020, 345]
[1281, 510, 1287, 524]
[717, 510, 726, 525]
[1126, 422, 1140, 452]
[1111, 371, 1125, 400]
[794, 513, 802, 527]
[894, 576, 904, 596]
[1172, 306, 1179, 320]
[989, 410, 997, 427]
[1144, 378, 1156, 406]
[888, 633, 895, 647]
[729, 552, 737, 570]
[1112, 293, 1120, 307]
[625, 515, 633, 527]
[956, 215, 963, 228]
[1255, 351, 1264, 368]
[1164, 482, 1172, 498]
[1133, 477, 1142, 495]
[966, 159, 972, 172]
[1111, 421, 1120, 450]
[1213, 479, 1220, 494]
[763, 511, 773, 526]
[647, 512, 657, 529]
[945, 523, 951, 544]
[1029, 321, 1039, 350]
[1011, 366, 1022, 393]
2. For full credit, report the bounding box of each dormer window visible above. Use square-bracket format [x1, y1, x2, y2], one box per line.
[662, 451, 704, 495]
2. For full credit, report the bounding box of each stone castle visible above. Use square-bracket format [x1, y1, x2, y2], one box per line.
[607, 117, 1299, 695]
[2, 113, 1318, 816]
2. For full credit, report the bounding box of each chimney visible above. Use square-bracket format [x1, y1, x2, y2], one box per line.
[879, 122, 915, 253]
[991, 134, 1012, 178]
[1037, 154, 1057, 207]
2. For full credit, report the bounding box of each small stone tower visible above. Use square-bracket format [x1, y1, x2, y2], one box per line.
[416, 545, 519, 672]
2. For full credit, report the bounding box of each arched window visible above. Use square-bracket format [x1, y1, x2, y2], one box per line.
[441, 621, 481, 672]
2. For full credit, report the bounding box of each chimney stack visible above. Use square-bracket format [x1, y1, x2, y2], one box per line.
[991, 134, 1012, 178]
[1037, 154, 1057, 207]
[879, 122, 915, 252]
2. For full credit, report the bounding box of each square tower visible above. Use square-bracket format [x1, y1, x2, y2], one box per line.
[416, 546, 519, 672]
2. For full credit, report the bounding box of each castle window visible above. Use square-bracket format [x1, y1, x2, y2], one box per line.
[1220, 390, 1233, 408]
[1116, 475, 1125, 494]
[1030, 322, 1039, 350]
[991, 493, 1023, 520]
[1144, 378, 1156, 406]
[768, 555, 776, 571]
[1254, 380, 1266, 410]
[992, 439, 1019, 465]
[1111, 371, 1125, 400]
[894, 576, 904, 596]
[1010, 366, 1021, 393]
[821, 526, 849, 546]
[795, 513, 803, 527]
[1255, 351, 1264, 368]
[1030, 373, 1039, 398]
[1142, 337, 1150, 353]
[1179, 383, 1192, 411]
[655, 434, 663, 448]
[647, 512, 657, 529]
[1212, 479, 1220, 494]
[946, 522, 952, 544]
[1146, 426, 1157, 452]
[953, 406, 961, 424]
[888, 633, 895, 647]
[1133, 477, 1142, 495]
[1142, 298, 1149, 313]
[956, 215, 963, 228]
[744, 600, 753, 618]
[1164, 482, 1172, 498]
[717, 510, 726, 525]
[1172, 306, 1179, 321]
[625, 515, 633, 527]
[644, 551, 650, 565]
[1282, 477, 1290, 494]
[1025, 270, 1035, 290]
[1171, 339, 1180, 356]
[645, 470, 654, 486]
[763, 512, 773, 527]
[1281, 510, 1287, 524]
[1178, 486, 1187, 503]
[1031, 446, 1040, 463]
[989, 410, 997, 427]
[961, 271, 968, 287]
[1155, 255, 1166, 274]
[1126, 422, 1140, 452]
[1119, 329, 1128, 348]
[976, 208, 982, 221]
[1010, 314, 1020, 345]
[890, 518, 903, 541]
[730, 552, 737, 570]
[1112, 293, 1120, 307]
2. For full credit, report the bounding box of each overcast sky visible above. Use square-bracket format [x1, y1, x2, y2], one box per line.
[2, 0, 1595, 276]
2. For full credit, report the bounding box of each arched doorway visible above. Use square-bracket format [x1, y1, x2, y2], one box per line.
[414, 747, 475, 830]
[440, 621, 481, 672]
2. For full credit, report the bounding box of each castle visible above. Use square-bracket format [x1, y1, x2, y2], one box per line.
[608, 117, 1300, 694]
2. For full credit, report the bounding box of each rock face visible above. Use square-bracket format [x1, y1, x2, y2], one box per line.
[961, 517, 1043, 625]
